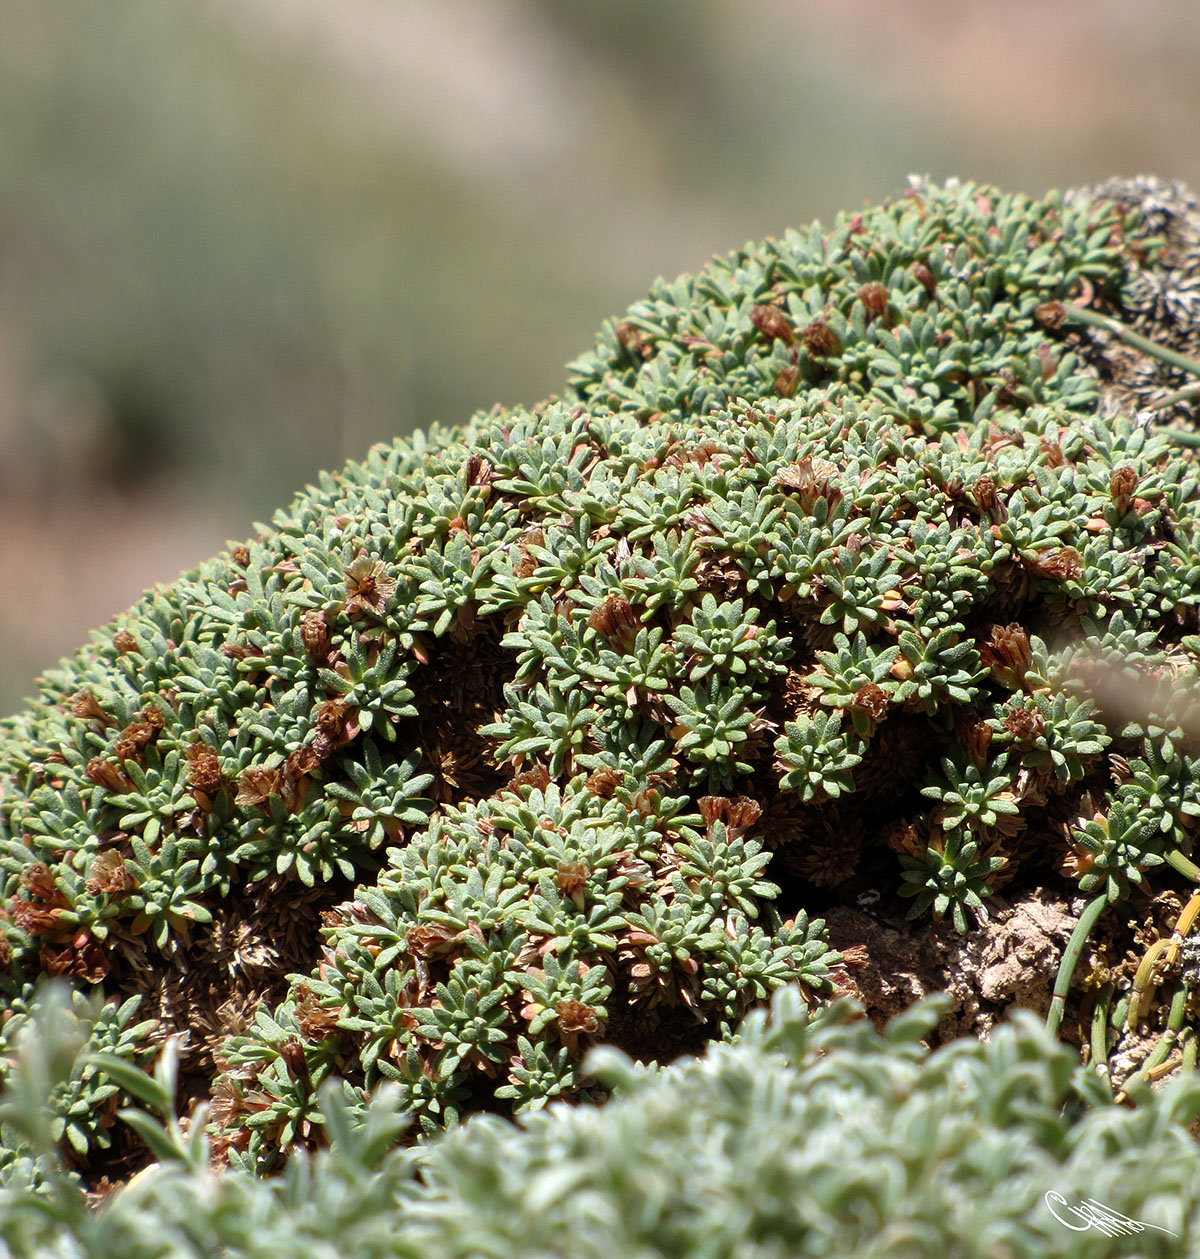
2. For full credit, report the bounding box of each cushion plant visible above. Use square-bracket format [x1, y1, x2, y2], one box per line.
[3, 175, 1200, 1193]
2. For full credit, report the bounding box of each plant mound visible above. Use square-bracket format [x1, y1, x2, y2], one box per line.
[5, 987, 1200, 1258]
[4, 176, 1200, 1180]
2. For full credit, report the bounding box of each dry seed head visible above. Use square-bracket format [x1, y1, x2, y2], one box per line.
[114, 720, 158, 763]
[300, 610, 332, 661]
[587, 595, 640, 647]
[555, 999, 600, 1036]
[555, 859, 590, 898]
[801, 319, 841, 358]
[1003, 706, 1045, 743]
[773, 455, 842, 513]
[981, 623, 1033, 683]
[70, 690, 116, 726]
[343, 557, 396, 618]
[698, 795, 763, 834]
[615, 321, 652, 359]
[858, 281, 889, 319]
[912, 262, 937, 296]
[1110, 465, 1138, 514]
[749, 304, 795, 345]
[85, 850, 137, 897]
[586, 765, 622, 798]
[956, 714, 993, 768]
[509, 762, 552, 793]
[850, 682, 889, 726]
[235, 766, 286, 808]
[773, 365, 801, 398]
[1034, 299, 1067, 329]
[1022, 547, 1083, 580]
[85, 757, 131, 792]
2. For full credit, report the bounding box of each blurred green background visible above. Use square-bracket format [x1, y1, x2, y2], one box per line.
[3, 0, 1199, 713]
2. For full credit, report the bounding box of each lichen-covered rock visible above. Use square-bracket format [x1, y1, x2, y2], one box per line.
[4, 176, 1200, 1178]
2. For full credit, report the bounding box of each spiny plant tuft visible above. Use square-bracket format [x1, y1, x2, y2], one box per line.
[4, 176, 1200, 1184]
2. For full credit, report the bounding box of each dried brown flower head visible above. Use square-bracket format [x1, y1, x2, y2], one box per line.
[773, 455, 842, 514]
[1039, 438, 1066, 468]
[587, 595, 640, 649]
[114, 719, 158, 764]
[664, 440, 721, 471]
[85, 757, 131, 793]
[1110, 465, 1138, 515]
[343, 557, 397, 618]
[1034, 299, 1067, 330]
[981, 623, 1033, 686]
[509, 762, 552, 793]
[285, 744, 322, 781]
[555, 998, 600, 1037]
[70, 690, 116, 726]
[773, 364, 801, 398]
[40, 935, 108, 983]
[313, 699, 350, 751]
[185, 742, 224, 795]
[10, 866, 69, 937]
[801, 319, 841, 359]
[85, 850, 137, 898]
[513, 548, 539, 580]
[406, 922, 461, 958]
[9, 899, 65, 938]
[857, 281, 889, 320]
[300, 610, 332, 662]
[971, 475, 1007, 521]
[882, 820, 922, 858]
[235, 766, 286, 809]
[585, 766, 622, 799]
[749, 304, 795, 345]
[850, 682, 889, 731]
[294, 983, 342, 1041]
[703, 797, 765, 835]
[461, 454, 495, 504]
[1022, 547, 1083, 581]
[956, 714, 993, 768]
[615, 321, 652, 359]
[277, 1037, 310, 1083]
[555, 859, 590, 901]
[912, 263, 937, 297]
[113, 629, 138, 655]
[1003, 706, 1045, 744]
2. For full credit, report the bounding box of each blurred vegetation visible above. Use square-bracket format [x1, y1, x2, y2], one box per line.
[2, 0, 1200, 713]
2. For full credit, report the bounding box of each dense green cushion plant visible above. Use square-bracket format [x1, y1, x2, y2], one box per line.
[3, 984, 1200, 1257]
[4, 176, 1200, 1186]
